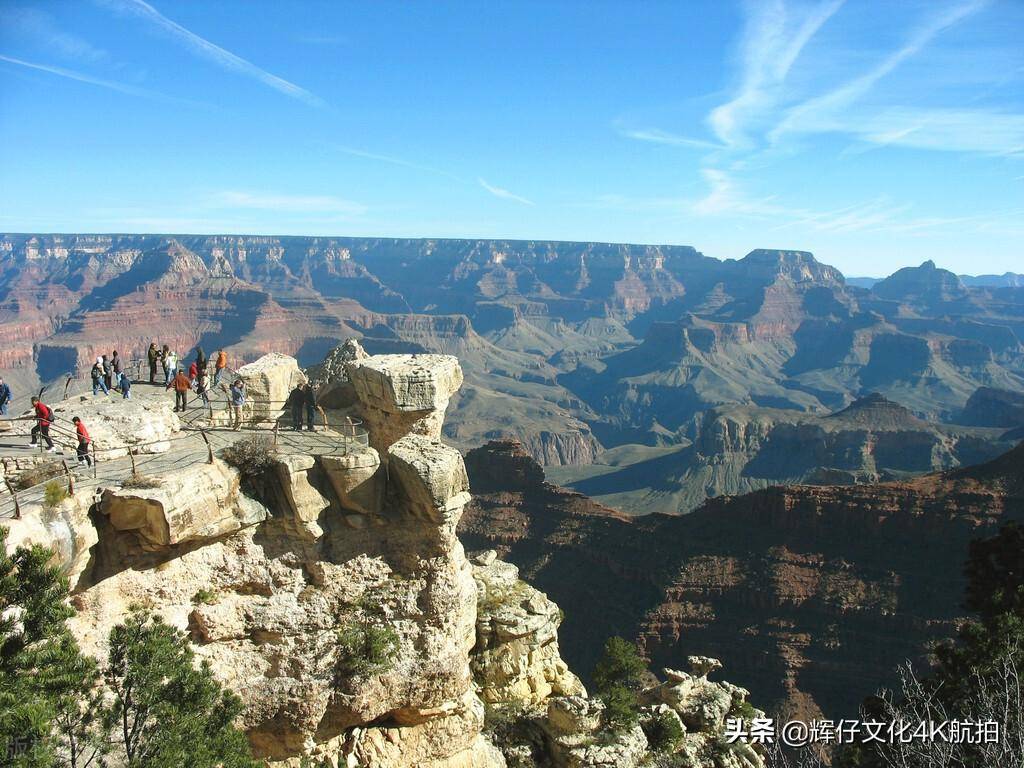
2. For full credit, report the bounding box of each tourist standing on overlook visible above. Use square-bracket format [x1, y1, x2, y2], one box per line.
[287, 383, 305, 431]
[91, 357, 109, 396]
[196, 347, 207, 374]
[303, 383, 318, 432]
[30, 396, 56, 452]
[72, 416, 92, 467]
[171, 369, 191, 412]
[164, 347, 177, 385]
[229, 379, 245, 430]
[148, 342, 160, 384]
[111, 351, 123, 391]
[102, 354, 113, 391]
[0, 378, 11, 416]
[214, 349, 227, 386]
[121, 371, 131, 400]
[188, 360, 198, 386]
[196, 368, 210, 406]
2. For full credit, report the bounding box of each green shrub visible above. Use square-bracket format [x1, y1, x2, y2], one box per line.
[192, 589, 217, 605]
[593, 636, 647, 693]
[221, 435, 277, 478]
[43, 479, 68, 509]
[335, 620, 399, 678]
[642, 709, 684, 753]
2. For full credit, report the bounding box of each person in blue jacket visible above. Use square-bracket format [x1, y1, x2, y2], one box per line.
[0, 378, 10, 415]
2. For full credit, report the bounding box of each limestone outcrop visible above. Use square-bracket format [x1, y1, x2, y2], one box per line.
[8, 392, 180, 457]
[3, 492, 97, 588]
[99, 460, 267, 550]
[235, 352, 307, 424]
[346, 353, 463, 452]
[472, 554, 584, 706]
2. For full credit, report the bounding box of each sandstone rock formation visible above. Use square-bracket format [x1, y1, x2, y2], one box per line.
[346, 353, 463, 453]
[471, 553, 584, 706]
[2, 352, 771, 768]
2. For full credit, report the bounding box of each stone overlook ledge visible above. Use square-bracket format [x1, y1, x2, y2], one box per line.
[2, 346, 765, 768]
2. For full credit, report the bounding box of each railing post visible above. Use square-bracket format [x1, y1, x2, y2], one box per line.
[129, 450, 137, 475]
[61, 460, 74, 497]
[200, 429, 214, 464]
[4, 477, 21, 520]
[273, 421, 279, 449]
[92, 442, 98, 479]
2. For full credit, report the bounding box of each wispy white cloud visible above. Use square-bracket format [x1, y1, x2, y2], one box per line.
[0, 53, 170, 100]
[617, 127, 723, 150]
[4, 7, 109, 64]
[691, 167, 1024, 236]
[771, 0, 992, 144]
[836, 107, 1024, 155]
[478, 178, 535, 206]
[99, 0, 325, 107]
[708, 0, 846, 148]
[209, 190, 366, 216]
[332, 144, 464, 181]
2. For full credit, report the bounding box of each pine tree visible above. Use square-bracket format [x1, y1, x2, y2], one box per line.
[592, 636, 648, 731]
[102, 607, 259, 768]
[1, 528, 74, 765]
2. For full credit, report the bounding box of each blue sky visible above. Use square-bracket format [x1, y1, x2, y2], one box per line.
[0, 0, 1022, 277]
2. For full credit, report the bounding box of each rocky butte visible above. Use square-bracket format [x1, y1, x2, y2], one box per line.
[2, 349, 765, 768]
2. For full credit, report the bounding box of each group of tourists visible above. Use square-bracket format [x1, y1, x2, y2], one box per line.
[286, 382, 318, 431]
[148, 343, 229, 388]
[164, 345, 239, 419]
[11, 343, 330, 469]
[90, 351, 131, 399]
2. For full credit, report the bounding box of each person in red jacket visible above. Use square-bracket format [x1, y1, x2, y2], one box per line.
[72, 416, 92, 466]
[30, 396, 56, 452]
[188, 360, 199, 386]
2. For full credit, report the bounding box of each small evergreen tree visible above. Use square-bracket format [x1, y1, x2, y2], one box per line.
[592, 636, 647, 731]
[103, 607, 259, 768]
[1, 528, 76, 768]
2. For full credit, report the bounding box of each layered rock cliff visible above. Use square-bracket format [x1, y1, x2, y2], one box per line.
[459, 438, 1024, 721]
[4, 235, 1022, 483]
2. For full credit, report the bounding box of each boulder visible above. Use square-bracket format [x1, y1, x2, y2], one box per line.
[321, 446, 384, 516]
[388, 434, 471, 524]
[346, 354, 463, 452]
[99, 460, 267, 549]
[235, 353, 307, 425]
[274, 453, 330, 538]
[307, 338, 368, 410]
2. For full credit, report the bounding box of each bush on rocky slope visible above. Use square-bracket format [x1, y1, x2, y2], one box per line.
[0, 528, 259, 768]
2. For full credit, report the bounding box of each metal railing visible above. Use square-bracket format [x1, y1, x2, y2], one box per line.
[0, 392, 370, 521]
